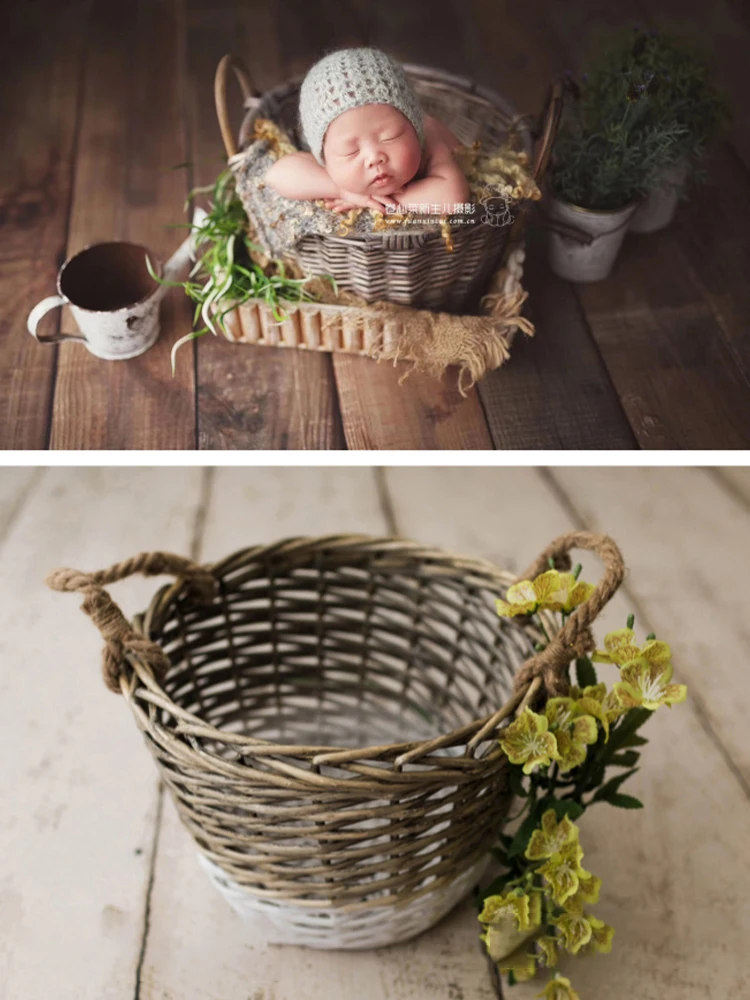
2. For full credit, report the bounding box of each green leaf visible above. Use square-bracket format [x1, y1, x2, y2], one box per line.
[609, 708, 653, 751]
[575, 656, 598, 688]
[617, 733, 649, 749]
[549, 799, 585, 821]
[509, 766, 529, 799]
[608, 793, 644, 809]
[609, 750, 640, 768]
[592, 767, 640, 804]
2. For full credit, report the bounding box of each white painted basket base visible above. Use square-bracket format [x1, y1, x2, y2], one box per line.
[197, 852, 489, 950]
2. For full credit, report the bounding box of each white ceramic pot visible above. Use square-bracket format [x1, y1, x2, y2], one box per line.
[629, 161, 689, 234]
[545, 197, 638, 283]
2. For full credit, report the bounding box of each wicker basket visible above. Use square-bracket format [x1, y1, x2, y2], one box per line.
[215, 53, 562, 313]
[48, 530, 624, 950]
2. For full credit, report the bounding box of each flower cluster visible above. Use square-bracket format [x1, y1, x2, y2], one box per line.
[481, 570, 688, 997]
[499, 699, 605, 775]
[479, 811, 614, 988]
[594, 628, 687, 711]
[496, 569, 594, 618]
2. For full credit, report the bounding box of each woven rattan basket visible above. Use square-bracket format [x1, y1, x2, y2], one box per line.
[215, 54, 562, 314]
[48, 530, 624, 950]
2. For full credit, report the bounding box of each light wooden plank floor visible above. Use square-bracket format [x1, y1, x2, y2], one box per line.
[0, 466, 748, 999]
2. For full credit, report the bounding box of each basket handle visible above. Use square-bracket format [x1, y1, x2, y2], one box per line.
[46, 553, 215, 694]
[215, 53, 260, 160]
[531, 80, 564, 185]
[468, 531, 624, 751]
[511, 529, 625, 695]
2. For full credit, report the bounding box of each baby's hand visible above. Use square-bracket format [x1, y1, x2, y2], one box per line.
[325, 189, 399, 214]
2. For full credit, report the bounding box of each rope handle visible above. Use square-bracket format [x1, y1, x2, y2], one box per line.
[468, 531, 624, 751]
[215, 53, 259, 160]
[511, 530, 625, 698]
[46, 553, 216, 694]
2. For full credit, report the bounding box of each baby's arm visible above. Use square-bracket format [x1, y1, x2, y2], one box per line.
[265, 152, 341, 201]
[393, 116, 469, 212]
[265, 152, 395, 212]
[394, 146, 469, 212]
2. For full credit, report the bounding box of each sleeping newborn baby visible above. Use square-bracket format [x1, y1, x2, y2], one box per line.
[265, 47, 470, 215]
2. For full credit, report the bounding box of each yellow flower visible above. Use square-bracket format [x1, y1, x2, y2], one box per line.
[538, 840, 587, 905]
[496, 579, 540, 617]
[496, 570, 594, 617]
[555, 573, 595, 613]
[580, 916, 615, 955]
[556, 717, 598, 772]
[496, 942, 538, 982]
[480, 891, 542, 962]
[525, 808, 578, 861]
[552, 903, 594, 955]
[479, 890, 539, 933]
[570, 682, 607, 703]
[499, 708, 561, 774]
[569, 683, 626, 738]
[567, 869, 602, 906]
[593, 628, 672, 669]
[545, 698, 598, 772]
[537, 975, 581, 1000]
[614, 657, 688, 711]
[536, 935, 559, 968]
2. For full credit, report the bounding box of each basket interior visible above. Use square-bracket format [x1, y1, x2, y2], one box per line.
[147, 548, 537, 753]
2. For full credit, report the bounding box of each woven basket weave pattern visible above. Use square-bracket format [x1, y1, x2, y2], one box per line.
[121, 540, 539, 946]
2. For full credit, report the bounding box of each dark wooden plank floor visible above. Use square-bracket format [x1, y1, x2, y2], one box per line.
[3, 0, 749, 450]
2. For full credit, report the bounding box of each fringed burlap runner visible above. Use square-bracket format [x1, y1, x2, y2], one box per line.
[269, 244, 533, 394]
[370, 248, 533, 394]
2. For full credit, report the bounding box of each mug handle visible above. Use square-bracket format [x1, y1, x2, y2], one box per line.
[27, 295, 86, 344]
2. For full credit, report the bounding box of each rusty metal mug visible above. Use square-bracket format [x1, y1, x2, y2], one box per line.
[27, 223, 198, 361]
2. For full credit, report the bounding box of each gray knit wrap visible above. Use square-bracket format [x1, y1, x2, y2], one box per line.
[298, 47, 424, 165]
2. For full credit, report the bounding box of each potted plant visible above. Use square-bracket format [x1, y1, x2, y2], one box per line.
[545, 64, 687, 282]
[616, 28, 731, 233]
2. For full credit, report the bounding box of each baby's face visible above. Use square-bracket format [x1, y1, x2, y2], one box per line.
[322, 104, 422, 196]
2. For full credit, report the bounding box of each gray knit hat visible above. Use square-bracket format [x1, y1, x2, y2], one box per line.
[298, 47, 424, 164]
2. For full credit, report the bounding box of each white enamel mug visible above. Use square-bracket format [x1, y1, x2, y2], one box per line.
[27, 223, 199, 361]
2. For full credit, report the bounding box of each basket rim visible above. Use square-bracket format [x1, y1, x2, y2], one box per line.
[130, 533, 550, 766]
